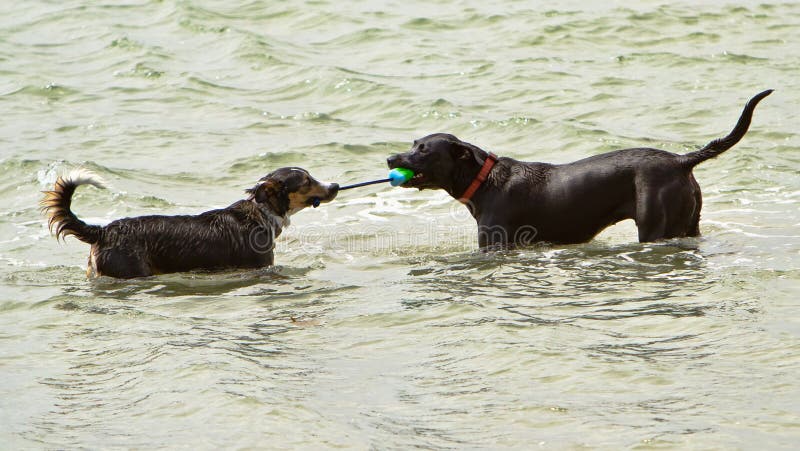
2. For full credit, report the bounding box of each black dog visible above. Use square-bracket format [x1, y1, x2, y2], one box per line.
[388, 90, 772, 248]
[42, 167, 338, 278]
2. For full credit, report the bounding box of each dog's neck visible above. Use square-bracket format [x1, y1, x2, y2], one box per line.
[444, 147, 495, 214]
[251, 200, 291, 230]
[448, 156, 553, 220]
[446, 154, 483, 197]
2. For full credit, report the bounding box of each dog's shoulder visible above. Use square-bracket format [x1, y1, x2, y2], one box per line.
[218, 199, 285, 230]
[492, 158, 553, 186]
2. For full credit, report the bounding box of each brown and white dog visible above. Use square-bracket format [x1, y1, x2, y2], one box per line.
[42, 167, 338, 278]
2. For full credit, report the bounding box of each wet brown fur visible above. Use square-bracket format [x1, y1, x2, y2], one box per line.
[42, 167, 338, 278]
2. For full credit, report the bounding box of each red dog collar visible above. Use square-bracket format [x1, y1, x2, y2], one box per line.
[458, 152, 498, 203]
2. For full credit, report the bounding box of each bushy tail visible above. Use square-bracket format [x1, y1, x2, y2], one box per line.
[681, 89, 773, 167]
[41, 169, 106, 244]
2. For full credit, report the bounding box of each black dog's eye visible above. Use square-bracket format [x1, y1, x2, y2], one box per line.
[417, 143, 426, 152]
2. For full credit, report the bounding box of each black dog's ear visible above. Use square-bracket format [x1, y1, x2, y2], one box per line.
[451, 141, 486, 166]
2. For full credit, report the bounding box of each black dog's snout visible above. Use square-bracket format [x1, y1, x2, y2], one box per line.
[387, 155, 400, 168]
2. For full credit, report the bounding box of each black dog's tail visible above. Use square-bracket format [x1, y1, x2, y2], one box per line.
[41, 169, 106, 244]
[681, 89, 773, 168]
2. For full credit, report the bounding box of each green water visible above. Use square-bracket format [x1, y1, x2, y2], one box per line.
[1, 1, 799, 448]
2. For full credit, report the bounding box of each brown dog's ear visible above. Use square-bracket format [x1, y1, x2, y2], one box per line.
[245, 180, 280, 203]
[247, 179, 288, 215]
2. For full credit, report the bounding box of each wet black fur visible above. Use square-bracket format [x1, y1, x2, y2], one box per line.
[388, 90, 772, 248]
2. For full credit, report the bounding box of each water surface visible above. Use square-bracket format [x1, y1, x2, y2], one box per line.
[1, 1, 799, 448]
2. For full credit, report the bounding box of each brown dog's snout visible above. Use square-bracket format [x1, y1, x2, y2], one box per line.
[319, 182, 338, 202]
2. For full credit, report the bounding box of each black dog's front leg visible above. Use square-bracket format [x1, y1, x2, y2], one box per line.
[477, 216, 541, 250]
[477, 217, 512, 250]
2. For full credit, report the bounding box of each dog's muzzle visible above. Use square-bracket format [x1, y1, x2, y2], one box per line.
[311, 183, 339, 208]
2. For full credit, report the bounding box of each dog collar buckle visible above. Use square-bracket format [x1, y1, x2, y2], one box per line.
[458, 152, 498, 204]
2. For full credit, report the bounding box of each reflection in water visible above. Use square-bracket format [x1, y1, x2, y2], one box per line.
[88, 267, 294, 299]
[400, 240, 712, 318]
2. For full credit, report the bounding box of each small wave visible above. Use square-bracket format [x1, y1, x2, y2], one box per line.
[4, 83, 80, 100]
